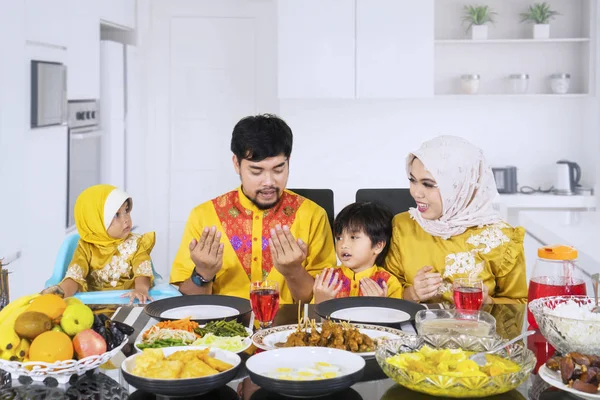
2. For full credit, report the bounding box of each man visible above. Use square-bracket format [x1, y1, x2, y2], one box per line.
[170, 114, 335, 303]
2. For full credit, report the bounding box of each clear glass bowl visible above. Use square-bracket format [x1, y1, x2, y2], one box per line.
[528, 295, 600, 356]
[375, 334, 535, 398]
[415, 309, 497, 337]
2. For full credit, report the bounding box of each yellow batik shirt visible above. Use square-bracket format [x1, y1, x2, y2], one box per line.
[384, 212, 527, 304]
[331, 265, 404, 299]
[63, 232, 155, 292]
[170, 188, 336, 304]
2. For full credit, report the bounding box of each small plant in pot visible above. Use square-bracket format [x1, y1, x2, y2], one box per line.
[520, 2, 560, 39]
[462, 5, 496, 40]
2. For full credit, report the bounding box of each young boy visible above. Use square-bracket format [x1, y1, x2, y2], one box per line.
[313, 202, 403, 303]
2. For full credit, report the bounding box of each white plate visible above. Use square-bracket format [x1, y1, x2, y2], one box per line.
[134, 326, 253, 354]
[246, 347, 365, 398]
[330, 307, 410, 324]
[159, 305, 239, 320]
[539, 365, 600, 399]
[252, 323, 405, 357]
[246, 346, 365, 378]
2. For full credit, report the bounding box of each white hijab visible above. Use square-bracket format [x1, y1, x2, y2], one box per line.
[407, 135, 503, 239]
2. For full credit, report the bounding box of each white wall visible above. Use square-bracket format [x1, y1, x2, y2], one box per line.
[280, 98, 594, 215]
[0, 1, 26, 298]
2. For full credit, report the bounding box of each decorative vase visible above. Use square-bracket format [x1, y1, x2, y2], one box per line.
[533, 24, 550, 39]
[471, 25, 488, 40]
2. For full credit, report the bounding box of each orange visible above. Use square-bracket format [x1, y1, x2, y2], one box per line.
[29, 331, 73, 363]
[26, 294, 66, 320]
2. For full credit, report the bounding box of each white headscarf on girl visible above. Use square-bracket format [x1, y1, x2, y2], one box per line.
[406, 135, 503, 239]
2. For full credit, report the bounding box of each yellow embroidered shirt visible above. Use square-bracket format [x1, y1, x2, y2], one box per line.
[170, 188, 336, 304]
[63, 232, 155, 292]
[332, 265, 404, 299]
[384, 212, 527, 304]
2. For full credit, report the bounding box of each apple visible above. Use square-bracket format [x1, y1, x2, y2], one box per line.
[60, 304, 94, 336]
[73, 329, 106, 359]
[64, 297, 84, 307]
[51, 325, 64, 333]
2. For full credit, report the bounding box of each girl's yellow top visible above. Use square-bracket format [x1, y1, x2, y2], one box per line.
[62, 184, 155, 292]
[384, 212, 527, 304]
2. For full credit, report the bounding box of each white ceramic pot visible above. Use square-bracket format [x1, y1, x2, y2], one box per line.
[471, 25, 488, 40]
[533, 24, 550, 39]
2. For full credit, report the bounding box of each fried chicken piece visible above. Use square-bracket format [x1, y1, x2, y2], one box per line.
[309, 329, 321, 345]
[347, 338, 359, 352]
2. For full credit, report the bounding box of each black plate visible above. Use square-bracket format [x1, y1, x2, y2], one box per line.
[314, 297, 425, 326]
[247, 369, 364, 398]
[144, 294, 252, 323]
[122, 361, 241, 397]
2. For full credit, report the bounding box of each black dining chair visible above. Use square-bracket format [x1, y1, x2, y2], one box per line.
[288, 188, 335, 231]
[355, 188, 415, 216]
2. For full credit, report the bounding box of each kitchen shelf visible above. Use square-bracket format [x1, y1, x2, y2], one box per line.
[435, 38, 591, 44]
[434, 0, 595, 97]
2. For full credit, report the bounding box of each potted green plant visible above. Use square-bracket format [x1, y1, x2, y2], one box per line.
[462, 5, 496, 40]
[520, 2, 560, 39]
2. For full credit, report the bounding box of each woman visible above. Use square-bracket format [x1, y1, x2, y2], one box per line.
[384, 136, 527, 304]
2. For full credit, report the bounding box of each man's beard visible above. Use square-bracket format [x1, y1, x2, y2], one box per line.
[244, 186, 281, 210]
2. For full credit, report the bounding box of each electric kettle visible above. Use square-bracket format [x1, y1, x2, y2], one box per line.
[554, 160, 581, 195]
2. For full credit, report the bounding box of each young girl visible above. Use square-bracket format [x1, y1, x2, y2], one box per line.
[47, 184, 155, 304]
[312, 202, 403, 303]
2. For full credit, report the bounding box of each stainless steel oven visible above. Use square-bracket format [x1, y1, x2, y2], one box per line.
[67, 100, 101, 228]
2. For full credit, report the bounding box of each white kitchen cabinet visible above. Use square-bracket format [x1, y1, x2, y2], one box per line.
[67, 0, 100, 99]
[277, 0, 355, 99]
[356, 0, 434, 98]
[25, 0, 70, 46]
[100, 0, 136, 30]
[277, 0, 434, 99]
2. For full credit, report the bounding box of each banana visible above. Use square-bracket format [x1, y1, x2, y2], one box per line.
[14, 338, 30, 361]
[0, 293, 39, 325]
[0, 304, 30, 330]
[0, 325, 20, 352]
[0, 347, 16, 361]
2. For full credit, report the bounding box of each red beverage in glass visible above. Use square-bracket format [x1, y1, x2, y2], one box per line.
[250, 288, 280, 324]
[454, 287, 483, 311]
[527, 276, 587, 328]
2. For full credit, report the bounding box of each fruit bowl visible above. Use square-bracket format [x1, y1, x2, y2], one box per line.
[0, 337, 128, 384]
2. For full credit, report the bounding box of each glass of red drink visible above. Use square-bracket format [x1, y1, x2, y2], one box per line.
[250, 280, 280, 329]
[453, 278, 484, 311]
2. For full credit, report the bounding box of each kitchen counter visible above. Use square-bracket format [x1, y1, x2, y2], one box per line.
[520, 210, 600, 276]
[494, 194, 596, 225]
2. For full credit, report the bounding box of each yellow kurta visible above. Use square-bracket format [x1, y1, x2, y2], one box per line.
[384, 212, 527, 304]
[63, 232, 155, 292]
[170, 188, 336, 304]
[333, 265, 404, 299]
